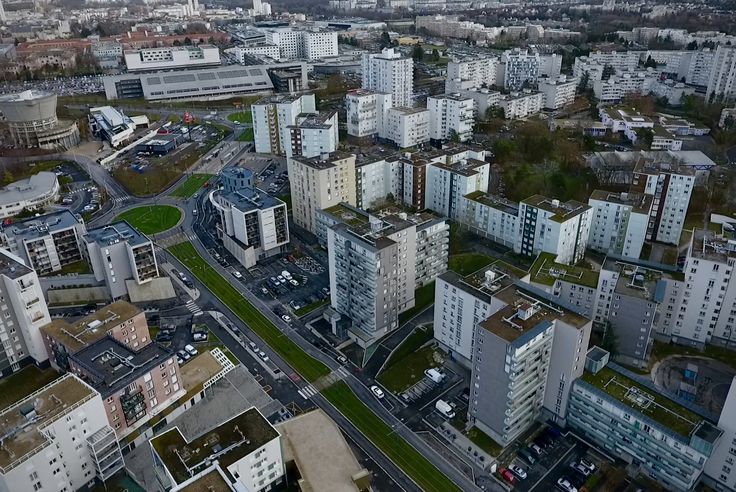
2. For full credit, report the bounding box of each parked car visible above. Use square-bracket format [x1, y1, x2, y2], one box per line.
[336, 355, 348, 364]
[232, 271, 243, 279]
[499, 468, 516, 486]
[258, 350, 269, 362]
[578, 459, 596, 473]
[177, 349, 191, 361]
[509, 464, 527, 480]
[184, 344, 198, 356]
[281, 315, 291, 323]
[248, 342, 258, 351]
[530, 443, 544, 456]
[571, 462, 591, 477]
[557, 477, 577, 492]
[192, 331, 208, 342]
[370, 386, 384, 399]
[518, 448, 536, 465]
[176, 355, 184, 365]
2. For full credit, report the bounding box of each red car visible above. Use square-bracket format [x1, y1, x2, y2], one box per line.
[498, 467, 516, 486]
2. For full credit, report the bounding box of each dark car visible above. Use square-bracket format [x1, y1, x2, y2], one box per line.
[518, 448, 536, 465]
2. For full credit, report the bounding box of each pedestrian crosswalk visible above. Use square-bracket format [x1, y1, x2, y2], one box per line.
[112, 196, 129, 204]
[298, 367, 350, 400]
[186, 300, 203, 316]
[297, 385, 319, 400]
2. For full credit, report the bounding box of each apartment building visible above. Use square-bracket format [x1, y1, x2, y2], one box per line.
[427, 93, 475, 142]
[519, 195, 592, 265]
[0, 210, 87, 275]
[362, 48, 413, 107]
[287, 111, 339, 158]
[434, 262, 517, 367]
[538, 76, 577, 110]
[588, 190, 652, 259]
[469, 285, 592, 445]
[705, 377, 736, 490]
[500, 49, 540, 90]
[649, 79, 698, 107]
[123, 45, 221, 72]
[654, 48, 715, 87]
[234, 44, 281, 62]
[346, 89, 392, 138]
[287, 152, 357, 233]
[461, 192, 520, 249]
[0, 249, 52, 377]
[0, 171, 60, 218]
[327, 208, 448, 347]
[210, 187, 289, 269]
[579, 51, 641, 73]
[569, 350, 721, 491]
[706, 45, 736, 103]
[594, 71, 656, 102]
[264, 28, 338, 61]
[382, 106, 430, 148]
[445, 56, 499, 92]
[538, 53, 562, 79]
[572, 59, 605, 88]
[426, 157, 490, 219]
[252, 94, 317, 155]
[151, 408, 283, 491]
[498, 91, 544, 119]
[0, 374, 125, 492]
[84, 222, 160, 299]
[630, 159, 695, 245]
[220, 166, 253, 192]
[458, 87, 502, 120]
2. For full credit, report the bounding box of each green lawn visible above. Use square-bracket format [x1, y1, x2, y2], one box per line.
[384, 325, 433, 369]
[168, 242, 461, 491]
[398, 281, 436, 324]
[465, 427, 503, 457]
[167, 242, 330, 382]
[448, 253, 495, 276]
[0, 366, 61, 411]
[237, 128, 254, 142]
[651, 341, 736, 372]
[115, 205, 182, 235]
[277, 193, 292, 210]
[294, 298, 329, 318]
[55, 259, 92, 275]
[378, 345, 443, 393]
[322, 382, 462, 492]
[170, 174, 214, 198]
[227, 111, 253, 124]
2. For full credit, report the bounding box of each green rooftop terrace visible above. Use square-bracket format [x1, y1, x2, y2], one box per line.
[0, 366, 61, 412]
[581, 366, 702, 437]
[530, 252, 600, 289]
[323, 203, 369, 226]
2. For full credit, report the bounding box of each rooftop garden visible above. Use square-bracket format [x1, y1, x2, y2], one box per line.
[0, 366, 61, 411]
[530, 252, 600, 289]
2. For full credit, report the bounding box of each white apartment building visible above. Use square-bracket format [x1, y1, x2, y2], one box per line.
[459, 87, 502, 119]
[151, 408, 283, 492]
[500, 49, 540, 90]
[631, 160, 694, 244]
[461, 192, 520, 249]
[469, 285, 591, 444]
[346, 89, 392, 138]
[234, 44, 281, 62]
[499, 91, 544, 119]
[123, 45, 220, 72]
[210, 186, 289, 269]
[648, 79, 698, 106]
[84, 222, 160, 299]
[427, 93, 475, 142]
[382, 107, 430, 148]
[588, 190, 652, 259]
[0, 171, 60, 220]
[287, 152, 357, 233]
[434, 263, 515, 367]
[0, 374, 124, 492]
[583, 51, 641, 72]
[252, 94, 317, 155]
[654, 49, 715, 87]
[287, 111, 339, 158]
[705, 377, 736, 490]
[362, 48, 414, 107]
[572, 59, 605, 88]
[0, 210, 86, 275]
[445, 57, 499, 92]
[538, 53, 562, 79]
[538, 76, 577, 110]
[706, 45, 736, 102]
[593, 71, 656, 102]
[0, 249, 52, 376]
[264, 28, 338, 61]
[327, 210, 448, 347]
[426, 156, 489, 219]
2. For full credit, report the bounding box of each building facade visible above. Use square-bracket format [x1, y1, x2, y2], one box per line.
[362, 48, 414, 107]
[382, 107, 430, 148]
[588, 190, 652, 259]
[252, 94, 317, 155]
[0, 90, 79, 149]
[427, 93, 475, 142]
[123, 45, 221, 72]
[287, 111, 339, 158]
[346, 89, 392, 138]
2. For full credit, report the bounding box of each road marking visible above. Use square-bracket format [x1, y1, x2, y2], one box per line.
[185, 300, 203, 315]
[298, 385, 318, 400]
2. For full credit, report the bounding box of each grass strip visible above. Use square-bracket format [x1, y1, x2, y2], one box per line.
[170, 174, 214, 198]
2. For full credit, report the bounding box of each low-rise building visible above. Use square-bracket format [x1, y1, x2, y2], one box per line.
[0, 171, 59, 219]
[569, 351, 721, 491]
[84, 222, 160, 299]
[599, 106, 654, 134]
[287, 152, 357, 233]
[88, 106, 139, 148]
[593, 71, 656, 102]
[588, 190, 652, 259]
[0, 210, 87, 274]
[123, 45, 221, 72]
[210, 186, 289, 269]
[287, 110, 339, 158]
[150, 408, 283, 491]
[0, 374, 125, 492]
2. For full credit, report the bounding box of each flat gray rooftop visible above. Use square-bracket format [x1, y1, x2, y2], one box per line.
[85, 221, 150, 247]
[2, 210, 82, 242]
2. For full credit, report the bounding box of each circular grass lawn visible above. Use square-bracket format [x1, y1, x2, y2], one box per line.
[114, 205, 182, 235]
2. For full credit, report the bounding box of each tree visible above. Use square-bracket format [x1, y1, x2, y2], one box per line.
[183, 37, 192, 46]
[379, 31, 392, 49]
[577, 71, 590, 92]
[600, 321, 619, 358]
[724, 115, 735, 130]
[644, 55, 657, 68]
[431, 48, 440, 62]
[173, 40, 182, 47]
[686, 40, 698, 50]
[3, 170, 13, 185]
[601, 64, 615, 80]
[485, 106, 505, 120]
[634, 128, 654, 149]
[491, 138, 515, 163]
[411, 44, 424, 61]
[449, 129, 460, 143]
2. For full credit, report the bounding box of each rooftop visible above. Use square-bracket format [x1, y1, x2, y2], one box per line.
[71, 336, 173, 396]
[580, 365, 704, 438]
[478, 285, 589, 344]
[602, 257, 675, 301]
[322, 203, 370, 226]
[0, 171, 58, 209]
[276, 409, 364, 492]
[0, 248, 33, 279]
[430, 93, 473, 102]
[530, 252, 600, 289]
[176, 468, 232, 492]
[632, 153, 696, 176]
[390, 106, 429, 116]
[0, 366, 61, 412]
[150, 408, 279, 485]
[0, 374, 96, 472]
[523, 195, 591, 223]
[41, 300, 143, 353]
[0, 89, 53, 102]
[290, 151, 355, 170]
[588, 190, 653, 214]
[464, 191, 519, 216]
[690, 229, 736, 263]
[440, 261, 519, 304]
[84, 221, 151, 248]
[220, 166, 253, 182]
[432, 158, 487, 177]
[290, 110, 336, 129]
[218, 186, 284, 213]
[0, 211, 80, 244]
[180, 351, 226, 393]
[254, 93, 306, 105]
